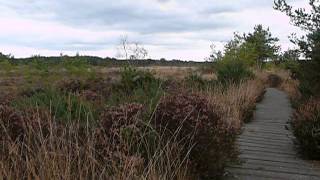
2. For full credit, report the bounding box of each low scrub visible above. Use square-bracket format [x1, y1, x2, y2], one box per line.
[292, 98, 320, 159]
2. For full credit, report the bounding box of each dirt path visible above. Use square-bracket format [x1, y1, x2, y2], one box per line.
[225, 88, 320, 180]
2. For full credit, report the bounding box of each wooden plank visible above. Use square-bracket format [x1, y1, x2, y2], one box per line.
[238, 142, 296, 152]
[238, 139, 293, 147]
[239, 136, 291, 144]
[238, 142, 295, 152]
[239, 151, 299, 160]
[245, 129, 290, 136]
[227, 167, 319, 180]
[233, 158, 317, 171]
[229, 163, 320, 176]
[224, 173, 276, 180]
[239, 146, 297, 156]
[239, 152, 310, 166]
[241, 133, 291, 141]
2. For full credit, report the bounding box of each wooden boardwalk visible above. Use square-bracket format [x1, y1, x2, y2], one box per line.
[225, 88, 320, 180]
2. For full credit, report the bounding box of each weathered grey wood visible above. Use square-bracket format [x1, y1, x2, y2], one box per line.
[225, 88, 320, 180]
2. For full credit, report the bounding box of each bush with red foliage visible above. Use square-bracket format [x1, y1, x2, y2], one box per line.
[99, 103, 143, 135]
[153, 92, 237, 179]
[59, 78, 112, 102]
[292, 98, 320, 159]
[95, 103, 145, 175]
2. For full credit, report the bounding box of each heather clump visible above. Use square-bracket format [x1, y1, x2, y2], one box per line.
[153, 92, 238, 179]
[0, 105, 52, 140]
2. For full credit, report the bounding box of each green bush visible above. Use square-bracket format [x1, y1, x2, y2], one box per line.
[110, 66, 163, 110]
[292, 98, 320, 159]
[118, 66, 158, 92]
[296, 62, 320, 98]
[12, 88, 96, 124]
[216, 60, 253, 84]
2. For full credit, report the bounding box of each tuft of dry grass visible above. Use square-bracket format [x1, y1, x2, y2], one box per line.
[205, 79, 266, 129]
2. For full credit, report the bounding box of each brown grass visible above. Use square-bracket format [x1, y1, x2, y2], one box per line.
[205, 79, 265, 129]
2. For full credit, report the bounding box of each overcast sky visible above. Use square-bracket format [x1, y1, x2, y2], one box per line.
[0, 0, 307, 60]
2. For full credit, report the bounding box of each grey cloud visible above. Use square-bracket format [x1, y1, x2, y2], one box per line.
[0, 0, 236, 33]
[0, 0, 305, 59]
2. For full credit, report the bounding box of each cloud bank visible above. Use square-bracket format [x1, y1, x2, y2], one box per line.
[0, 0, 306, 60]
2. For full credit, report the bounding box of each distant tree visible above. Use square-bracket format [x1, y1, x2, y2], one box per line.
[117, 36, 149, 60]
[0, 52, 14, 61]
[0, 52, 7, 60]
[130, 42, 148, 60]
[243, 25, 280, 68]
[221, 26, 279, 69]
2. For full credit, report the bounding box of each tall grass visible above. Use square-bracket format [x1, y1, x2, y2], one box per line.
[0, 104, 192, 179]
[204, 79, 265, 128]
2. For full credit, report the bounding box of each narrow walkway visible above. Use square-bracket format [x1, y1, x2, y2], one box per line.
[225, 88, 320, 180]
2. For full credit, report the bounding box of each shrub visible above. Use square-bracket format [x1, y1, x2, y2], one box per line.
[83, 77, 112, 98]
[0, 105, 51, 140]
[97, 103, 145, 168]
[118, 66, 159, 93]
[110, 66, 163, 109]
[216, 60, 253, 84]
[292, 98, 320, 159]
[184, 73, 207, 90]
[99, 103, 143, 138]
[12, 88, 96, 124]
[153, 92, 237, 179]
[59, 79, 85, 93]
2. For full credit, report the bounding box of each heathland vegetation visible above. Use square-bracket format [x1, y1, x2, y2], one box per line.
[0, 0, 320, 179]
